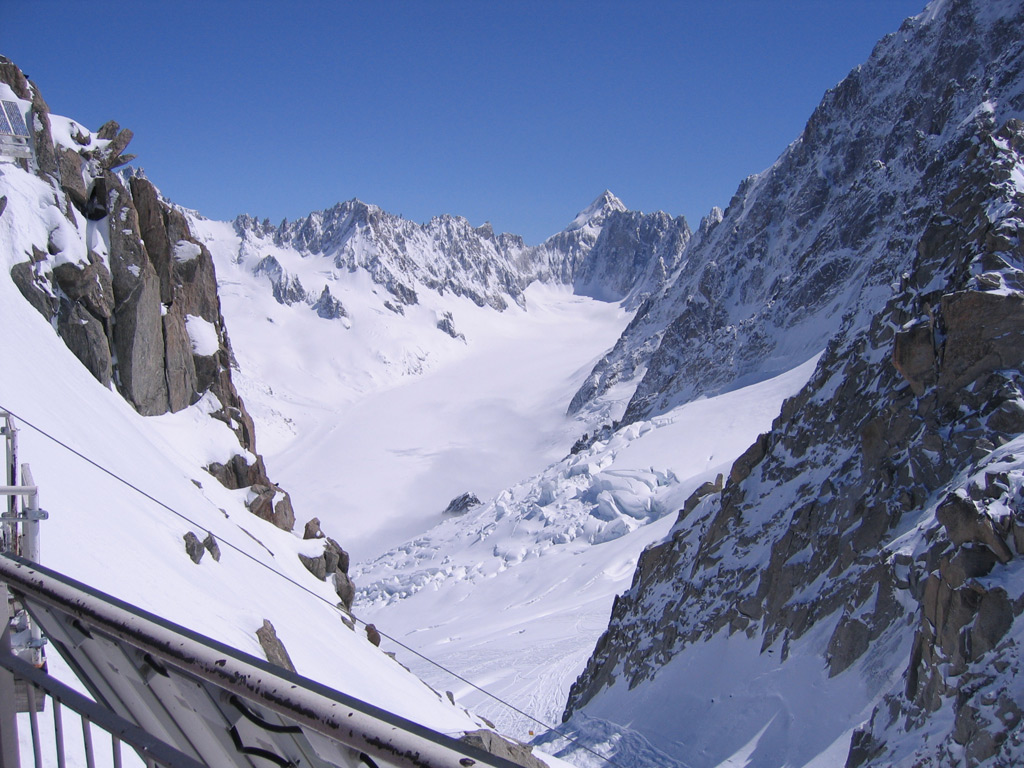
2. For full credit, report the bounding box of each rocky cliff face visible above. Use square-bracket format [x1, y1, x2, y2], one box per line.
[562, 2, 1024, 766]
[570, 0, 1024, 425]
[1, 57, 298, 533]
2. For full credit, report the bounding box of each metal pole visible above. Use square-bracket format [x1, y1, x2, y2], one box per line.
[113, 736, 123, 768]
[82, 716, 96, 768]
[1, 413, 16, 553]
[27, 684, 43, 768]
[22, 465, 39, 564]
[54, 700, 67, 768]
[0, 582, 21, 768]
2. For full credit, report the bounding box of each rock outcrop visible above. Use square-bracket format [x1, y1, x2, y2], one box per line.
[0, 59, 296, 532]
[299, 517, 355, 610]
[564, 3, 1024, 766]
[568, 0, 1024, 424]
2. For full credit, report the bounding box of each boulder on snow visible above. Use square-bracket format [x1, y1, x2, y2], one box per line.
[334, 571, 356, 610]
[202, 533, 221, 562]
[183, 532, 205, 564]
[436, 311, 465, 341]
[459, 730, 548, 768]
[302, 517, 325, 540]
[365, 624, 381, 647]
[246, 484, 295, 531]
[256, 619, 296, 673]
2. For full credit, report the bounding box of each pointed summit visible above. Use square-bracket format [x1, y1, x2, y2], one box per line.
[567, 190, 627, 231]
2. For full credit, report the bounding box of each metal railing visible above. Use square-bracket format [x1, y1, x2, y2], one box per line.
[1, 583, 206, 768]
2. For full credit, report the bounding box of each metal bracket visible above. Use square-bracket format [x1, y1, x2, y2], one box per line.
[0, 510, 48, 522]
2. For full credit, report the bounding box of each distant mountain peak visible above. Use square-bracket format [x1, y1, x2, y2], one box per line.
[567, 190, 627, 231]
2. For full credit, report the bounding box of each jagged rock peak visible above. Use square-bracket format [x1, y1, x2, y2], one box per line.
[569, 0, 1024, 423]
[566, 190, 627, 232]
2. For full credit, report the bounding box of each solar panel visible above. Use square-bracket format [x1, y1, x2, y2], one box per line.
[2, 101, 29, 137]
[0, 106, 11, 135]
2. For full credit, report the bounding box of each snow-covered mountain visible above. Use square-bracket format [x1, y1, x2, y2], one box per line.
[229, 187, 686, 328]
[5, 0, 1024, 766]
[553, 1, 1024, 766]
[0, 55, 568, 767]
[570, 0, 1024, 426]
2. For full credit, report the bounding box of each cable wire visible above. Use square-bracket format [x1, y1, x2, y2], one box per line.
[0, 403, 624, 768]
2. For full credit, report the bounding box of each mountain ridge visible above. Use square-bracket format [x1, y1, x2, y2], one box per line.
[557, 1, 1024, 766]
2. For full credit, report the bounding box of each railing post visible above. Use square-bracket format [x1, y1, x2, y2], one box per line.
[1, 413, 17, 553]
[0, 582, 22, 768]
[22, 464, 39, 564]
[54, 700, 67, 768]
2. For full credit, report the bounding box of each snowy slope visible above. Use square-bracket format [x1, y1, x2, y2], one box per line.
[558, 1, 1024, 766]
[0, 78, 572, 766]
[353, 358, 819, 739]
[193, 212, 635, 558]
[570, 0, 1024, 425]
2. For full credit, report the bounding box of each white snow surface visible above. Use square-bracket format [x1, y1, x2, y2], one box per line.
[193, 215, 636, 559]
[352, 358, 819, 741]
[184, 313, 219, 356]
[191, 208, 819, 749]
[0, 160, 498, 754]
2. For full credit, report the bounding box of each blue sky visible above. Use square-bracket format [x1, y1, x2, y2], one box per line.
[5, 1, 925, 244]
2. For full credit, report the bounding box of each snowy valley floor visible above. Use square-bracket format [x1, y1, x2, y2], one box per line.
[202, 236, 824, 750]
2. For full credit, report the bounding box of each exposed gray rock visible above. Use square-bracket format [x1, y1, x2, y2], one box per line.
[107, 174, 169, 415]
[334, 571, 355, 610]
[10, 261, 57, 321]
[298, 552, 328, 581]
[365, 624, 381, 647]
[183, 532, 204, 564]
[55, 146, 88, 211]
[436, 311, 465, 341]
[311, 285, 346, 319]
[459, 730, 548, 768]
[443, 492, 481, 515]
[52, 254, 114, 321]
[206, 453, 266, 491]
[246, 484, 295, 532]
[256, 619, 295, 673]
[302, 517, 325, 540]
[82, 177, 108, 221]
[30, 88, 58, 179]
[56, 299, 112, 386]
[96, 120, 119, 141]
[202, 533, 221, 562]
[99, 128, 133, 170]
[0, 56, 31, 100]
[162, 303, 199, 412]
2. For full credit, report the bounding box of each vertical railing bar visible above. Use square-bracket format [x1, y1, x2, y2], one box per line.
[0, 582, 19, 768]
[82, 715, 96, 768]
[112, 734, 123, 768]
[26, 684, 43, 768]
[53, 698, 67, 768]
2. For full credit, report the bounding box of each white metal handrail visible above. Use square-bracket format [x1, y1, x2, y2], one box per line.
[1, 582, 206, 768]
[0, 555, 523, 768]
